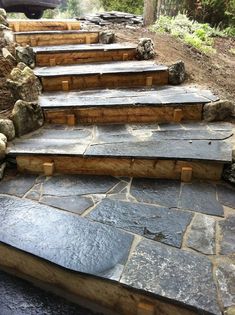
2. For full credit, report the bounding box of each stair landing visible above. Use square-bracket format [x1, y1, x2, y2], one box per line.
[0, 171, 234, 315]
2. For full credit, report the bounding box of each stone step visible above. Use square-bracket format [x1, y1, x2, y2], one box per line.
[7, 122, 233, 180]
[40, 86, 218, 124]
[34, 43, 137, 66]
[14, 30, 99, 47]
[9, 19, 81, 32]
[34, 61, 169, 92]
[0, 172, 234, 315]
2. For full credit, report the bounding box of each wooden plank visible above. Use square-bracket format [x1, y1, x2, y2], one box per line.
[36, 48, 136, 66]
[16, 155, 224, 180]
[9, 19, 81, 32]
[41, 71, 169, 91]
[43, 162, 55, 176]
[14, 31, 99, 47]
[181, 167, 193, 182]
[43, 104, 203, 124]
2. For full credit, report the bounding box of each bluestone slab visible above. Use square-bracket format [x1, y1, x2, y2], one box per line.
[0, 196, 133, 280]
[219, 216, 235, 255]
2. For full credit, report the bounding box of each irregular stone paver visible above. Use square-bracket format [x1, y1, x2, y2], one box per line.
[179, 182, 224, 216]
[219, 216, 235, 255]
[40, 195, 94, 214]
[0, 174, 37, 197]
[217, 184, 235, 209]
[42, 175, 119, 196]
[186, 214, 216, 255]
[121, 239, 221, 315]
[216, 261, 235, 308]
[88, 199, 192, 248]
[0, 270, 101, 315]
[0, 196, 133, 280]
[131, 178, 181, 207]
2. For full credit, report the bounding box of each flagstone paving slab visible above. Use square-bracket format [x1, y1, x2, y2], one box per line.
[130, 179, 181, 207]
[217, 184, 235, 209]
[219, 216, 235, 255]
[0, 174, 37, 197]
[216, 261, 235, 308]
[0, 270, 101, 315]
[179, 181, 224, 216]
[186, 214, 216, 255]
[121, 239, 221, 315]
[42, 175, 119, 196]
[40, 195, 94, 214]
[0, 195, 133, 280]
[87, 199, 193, 248]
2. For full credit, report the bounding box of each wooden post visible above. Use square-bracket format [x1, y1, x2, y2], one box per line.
[49, 58, 56, 67]
[146, 76, 153, 87]
[137, 302, 155, 315]
[123, 53, 129, 61]
[67, 114, 76, 126]
[62, 81, 69, 91]
[174, 109, 183, 122]
[43, 162, 55, 176]
[181, 167, 193, 182]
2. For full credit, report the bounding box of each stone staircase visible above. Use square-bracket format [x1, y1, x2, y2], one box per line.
[1, 19, 234, 315]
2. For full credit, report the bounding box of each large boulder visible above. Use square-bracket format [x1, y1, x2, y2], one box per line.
[12, 100, 44, 136]
[100, 31, 115, 44]
[0, 9, 8, 27]
[0, 119, 15, 140]
[0, 138, 6, 160]
[203, 100, 235, 122]
[16, 46, 35, 69]
[7, 63, 42, 102]
[136, 38, 156, 60]
[168, 60, 186, 85]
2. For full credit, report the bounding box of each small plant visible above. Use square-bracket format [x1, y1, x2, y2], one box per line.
[151, 13, 223, 55]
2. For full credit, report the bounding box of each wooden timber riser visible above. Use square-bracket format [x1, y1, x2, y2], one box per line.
[0, 242, 200, 315]
[9, 20, 81, 32]
[43, 104, 203, 125]
[16, 155, 224, 181]
[40, 71, 169, 92]
[14, 32, 99, 47]
[36, 49, 137, 66]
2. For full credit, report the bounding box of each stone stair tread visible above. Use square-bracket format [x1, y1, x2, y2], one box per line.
[34, 61, 168, 77]
[33, 43, 137, 53]
[40, 86, 218, 109]
[7, 123, 232, 162]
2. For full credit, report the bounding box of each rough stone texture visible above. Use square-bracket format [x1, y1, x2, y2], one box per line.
[203, 100, 235, 122]
[186, 214, 216, 254]
[0, 270, 102, 315]
[0, 9, 8, 26]
[225, 307, 235, 315]
[0, 195, 133, 280]
[168, 60, 186, 85]
[216, 261, 235, 308]
[219, 216, 235, 255]
[136, 38, 156, 60]
[12, 100, 44, 136]
[0, 118, 15, 140]
[2, 47, 16, 64]
[42, 175, 118, 197]
[0, 162, 6, 179]
[40, 195, 94, 215]
[99, 31, 115, 44]
[88, 199, 192, 248]
[7, 63, 42, 102]
[0, 138, 6, 160]
[131, 178, 181, 207]
[0, 54, 15, 110]
[121, 239, 221, 315]
[0, 133, 7, 144]
[16, 45, 36, 69]
[217, 184, 235, 208]
[179, 181, 224, 216]
[223, 163, 235, 185]
[0, 174, 36, 197]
